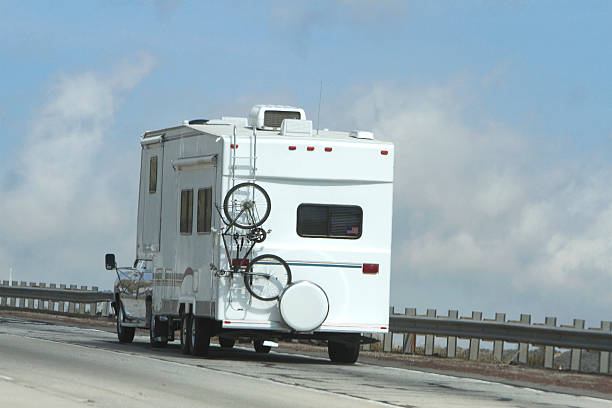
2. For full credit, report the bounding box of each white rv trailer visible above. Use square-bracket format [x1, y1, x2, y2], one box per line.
[105, 105, 394, 363]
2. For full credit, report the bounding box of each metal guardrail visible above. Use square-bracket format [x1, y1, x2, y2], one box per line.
[2, 282, 611, 375]
[369, 308, 612, 375]
[389, 315, 612, 352]
[0, 281, 113, 317]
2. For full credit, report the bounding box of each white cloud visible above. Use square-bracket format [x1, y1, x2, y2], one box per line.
[0, 54, 155, 287]
[332, 82, 612, 324]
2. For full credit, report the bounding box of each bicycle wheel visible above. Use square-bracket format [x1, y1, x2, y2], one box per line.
[244, 254, 292, 301]
[223, 182, 271, 229]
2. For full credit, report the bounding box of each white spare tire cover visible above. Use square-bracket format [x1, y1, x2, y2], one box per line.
[279, 281, 329, 332]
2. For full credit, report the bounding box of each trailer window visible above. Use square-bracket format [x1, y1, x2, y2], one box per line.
[297, 204, 362, 239]
[180, 189, 193, 234]
[149, 156, 158, 193]
[197, 188, 212, 233]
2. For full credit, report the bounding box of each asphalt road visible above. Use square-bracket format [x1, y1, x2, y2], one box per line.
[0, 315, 610, 408]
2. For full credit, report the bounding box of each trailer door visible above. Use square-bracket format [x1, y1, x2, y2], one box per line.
[175, 155, 218, 315]
[139, 142, 163, 255]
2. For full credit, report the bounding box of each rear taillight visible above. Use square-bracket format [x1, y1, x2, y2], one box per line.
[362, 263, 379, 274]
[381, 150, 388, 155]
[232, 259, 249, 267]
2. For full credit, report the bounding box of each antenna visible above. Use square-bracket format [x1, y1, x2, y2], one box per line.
[317, 80, 323, 135]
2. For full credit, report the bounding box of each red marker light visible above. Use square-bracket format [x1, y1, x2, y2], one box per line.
[230, 144, 238, 149]
[325, 147, 332, 152]
[362, 263, 379, 274]
[307, 146, 315, 151]
[288, 146, 296, 150]
[381, 150, 388, 155]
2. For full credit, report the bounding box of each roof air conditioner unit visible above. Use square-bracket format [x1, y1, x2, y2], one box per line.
[249, 105, 306, 130]
[349, 130, 374, 140]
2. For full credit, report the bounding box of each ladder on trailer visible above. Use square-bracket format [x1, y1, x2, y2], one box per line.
[229, 125, 258, 188]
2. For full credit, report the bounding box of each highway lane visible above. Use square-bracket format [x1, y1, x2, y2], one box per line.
[0, 315, 610, 408]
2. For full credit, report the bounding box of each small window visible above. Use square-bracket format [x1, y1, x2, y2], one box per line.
[149, 156, 158, 193]
[180, 189, 193, 234]
[297, 204, 363, 239]
[197, 188, 212, 233]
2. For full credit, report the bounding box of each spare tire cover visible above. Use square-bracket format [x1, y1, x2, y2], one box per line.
[279, 281, 329, 332]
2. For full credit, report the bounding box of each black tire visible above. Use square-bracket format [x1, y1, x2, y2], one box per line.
[150, 315, 168, 348]
[328, 339, 360, 364]
[117, 301, 135, 344]
[180, 313, 191, 355]
[191, 317, 211, 356]
[244, 254, 292, 301]
[219, 337, 235, 349]
[253, 339, 271, 354]
[223, 182, 271, 229]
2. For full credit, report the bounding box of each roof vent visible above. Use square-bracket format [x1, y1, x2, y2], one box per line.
[221, 116, 248, 127]
[249, 105, 305, 130]
[184, 119, 209, 125]
[349, 130, 374, 140]
[280, 119, 313, 137]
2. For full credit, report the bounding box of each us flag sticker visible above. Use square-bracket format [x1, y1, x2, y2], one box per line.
[346, 226, 359, 235]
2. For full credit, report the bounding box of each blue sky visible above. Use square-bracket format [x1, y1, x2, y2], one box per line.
[1, 1, 611, 327]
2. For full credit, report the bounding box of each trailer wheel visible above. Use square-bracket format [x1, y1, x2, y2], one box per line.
[328, 339, 360, 364]
[253, 339, 271, 353]
[223, 182, 271, 229]
[191, 317, 211, 356]
[244, 254, 292, 301]
[180, 314, 191, 355]
[219, 337, 235, 349]
[116, 301, 135, 344]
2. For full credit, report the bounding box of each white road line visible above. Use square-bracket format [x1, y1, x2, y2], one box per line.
[0, 375, 14, 381]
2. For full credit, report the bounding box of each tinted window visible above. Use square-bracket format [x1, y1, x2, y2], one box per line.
[297, 204, 362, 239]
[149, 156, 158, 193]
[197, 188, 212, 233]
[180, 189, 193, 234]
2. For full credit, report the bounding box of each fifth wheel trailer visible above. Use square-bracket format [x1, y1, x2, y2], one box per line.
[105, 104, 394, 363]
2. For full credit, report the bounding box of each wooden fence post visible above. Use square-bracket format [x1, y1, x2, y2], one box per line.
[518, 314, 531, 364]
[383, 306, 394, 352]
[570, 319, 585, 371]
[402, 307, 417, 354]
[447, 310, 458, 358]
[424, 309, 436, 356]
[544, 317, 557, 369]
[1, 280, 8, 307]
[493, 313, 506, 362]
[469, 311, 482, 361]
[59, 284, 67, 313]
[599, 321, 611, 374]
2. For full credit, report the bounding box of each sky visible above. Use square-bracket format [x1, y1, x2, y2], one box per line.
[1, 1, 611, 328]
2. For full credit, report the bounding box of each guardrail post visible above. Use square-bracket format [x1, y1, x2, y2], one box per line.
[28, 282, 36, 309]
[90, 287, 98, 316]
[424, 309, 436, 356]
[599, 321, 611, 374]
[59, 284, 67, 313]
[402, 307, 417, 354]
[48, 283, 57, 311]
[383, 306, 394, 352]
[1, 280, 8, 307]
[570, 319, 585, 371]
[544, 317, 557, 369]
[79, 285, 87, 316]
[446, 310, 458, 358]
[518, 314, 531, 364]
[37, 283, 46, 310]
[469, 311, 482, 361]
[493, 313, 506, 362]
[68, 284, 77, 314]
[19, 281, 27, 308]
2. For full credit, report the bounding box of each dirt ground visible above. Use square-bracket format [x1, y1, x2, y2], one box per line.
[3, 310, 611, 398]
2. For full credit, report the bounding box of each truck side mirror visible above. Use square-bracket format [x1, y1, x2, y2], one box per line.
[105, 253, 117, 270]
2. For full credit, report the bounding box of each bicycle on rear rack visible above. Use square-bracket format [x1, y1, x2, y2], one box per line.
[214, 182, 291, 301]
